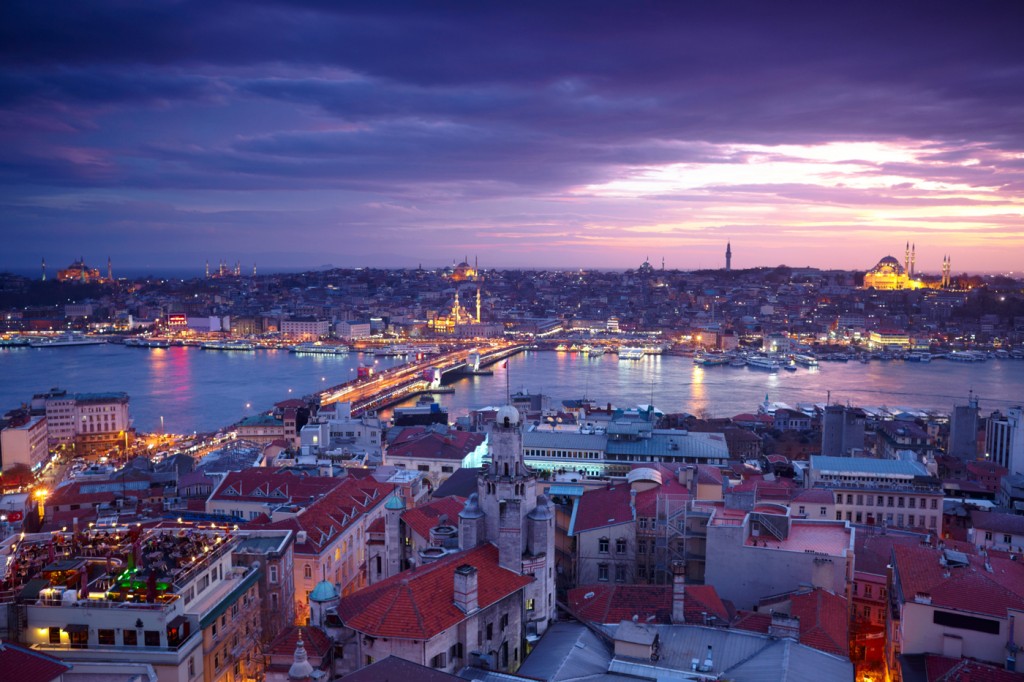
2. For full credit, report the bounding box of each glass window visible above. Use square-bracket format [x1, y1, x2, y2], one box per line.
[48, 626, 61, 644]
[123, 629, 138, 646]
[599, 538, 609, 553]
[144, 630, 161, 647]
[615, 565, 626, 582]
[616, 538, 627, 554]
[598, 563, 609, 581]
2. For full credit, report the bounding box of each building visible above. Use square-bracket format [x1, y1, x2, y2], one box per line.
[806, 456, 943, 532]
[14, 527, 262, 682]
[967, 510, 1024, 553]
[1, 413, 49, 471]
[985, 406, 1024, 473]
[280, 318, 330, 341]
[886, 543, 1024, 679]
[948, 394, 979, 461]
[56, 258, 103, 283]
[874, 420, 931, 460]
[868, 329, 911, 349]
[37, 389, 131, 454]
[821, 405, 866, 457]
[207, 469, 342, 521]
[334, 320, 371, 340]
[231, 529, 297, 645]
[246, 472, 395, 623]
[385, 425, 487, 489]
[704, 505, 854, 611]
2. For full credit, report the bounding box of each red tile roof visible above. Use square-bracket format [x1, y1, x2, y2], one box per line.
[402, 496, 466, 541]
[337, 543, 532, 639]
[267, 625, 333, 659]
[209, 467, 343, 504]
[634, 476, 690, 517]
[893, 543, 1024, 618]
[789, 589, 849, 657]
[567, 583, 730, 625]
[388, 427, 485, 461]
[854, 529, 927, 577]
[0, 640, 71, 682]
[572, 484, 634, 533]
[923, 655, 1024, 682]
[970, 510, 1024, 536]
[249, 476, 394, 555]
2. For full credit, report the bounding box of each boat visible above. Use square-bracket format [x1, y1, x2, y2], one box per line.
[0, 336, 30, 347]
[729, 357, 747, 367]
[375, 344, 415, 357]
[947, 350, 985, 363]
[782, 361, 797, 371]
[201, 340, 255, 351]
[617, 347, 645, 360]
[29, 333, 106, 348]
[905, 352, 932, 363]
[696, 352, 731, 367]
[746, 356, 781, 372]
[792, 354, 819, 368]
[290, 342, 349, 356]
[555, 344, 569, 352]
[588, 347, 606, 357]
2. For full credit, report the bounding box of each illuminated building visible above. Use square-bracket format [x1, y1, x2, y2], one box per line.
[428, 286, 482, 334]
[862, 244, 955, 291]
[448, 256, 478, 282]
[56, 258, 103, 283]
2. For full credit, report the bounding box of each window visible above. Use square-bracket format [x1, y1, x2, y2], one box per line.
[863, 584, 873, 598]
[486, 623, 493, 640]
[431, 652, 448, 668]
[929, 516, 937, 528]
[898, 497, 905, 508]
[931, 499, 938, 510]
[599, 537, 609, 553]
[820, 506, 827, 516]
[888, 496, 894, 507]
[441, 466, 454, 473]
[909, 515, 915, 527]
[304, 564, 312, 579]
[526, 598, 535, 611]
[909, 498, 916, 509]
[501, 614, 509, 631]
[877, 496, 884, 506]
[598, 563, 609, 581]
[798, 506, 806, 515]
[144, 630, 161, 647]
[1005, 534, 1013, 544]
[638, 564, 647, 579]
[846, 494, 853, 504]
[214, 654, 220, 670]
[269, 565, 278, 583]
[862, 605, 871, 618]
[985, 531, 993, 540]
[418, 465, 430, 472]
[615, 565, 626, 582]
[188, 657, 195, 677]
[638, 539, 646, 554]
[48, 626, 61, 644]
[615, 538, 626, 554]
[639, 518, 647, 529]
[271, 593, 279, 609]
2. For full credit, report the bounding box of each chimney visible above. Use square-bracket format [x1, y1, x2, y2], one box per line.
[671, 562, 686, 624]
[453, 564, 479, 614]
[768, 611, 801, 640]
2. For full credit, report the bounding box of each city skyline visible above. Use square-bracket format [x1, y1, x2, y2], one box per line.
[3, 2, 1024, 272]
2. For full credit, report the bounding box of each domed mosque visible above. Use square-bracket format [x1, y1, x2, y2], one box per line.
[862, 243, 952, 290]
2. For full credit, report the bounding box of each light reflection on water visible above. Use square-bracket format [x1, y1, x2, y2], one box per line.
[2, 346, 1023, 433]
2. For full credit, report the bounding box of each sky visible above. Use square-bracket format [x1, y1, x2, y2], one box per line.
[2, 1, 1023, 274]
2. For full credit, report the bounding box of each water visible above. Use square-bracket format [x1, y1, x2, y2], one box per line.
[2, 346, 1023, 434]
[0, 345, 404, 434]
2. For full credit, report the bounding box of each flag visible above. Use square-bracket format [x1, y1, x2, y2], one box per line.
[502, 360, 508, 368]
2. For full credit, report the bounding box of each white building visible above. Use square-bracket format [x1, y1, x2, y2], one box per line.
[335, 320, 372, 340]
[985, 405, 1024, 474]
[281, 318, 330, 340]
[0, 415, 49, 471]
[37, 389, 131, 452]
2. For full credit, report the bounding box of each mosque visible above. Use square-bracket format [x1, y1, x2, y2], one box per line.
[862, 243, 953, 290]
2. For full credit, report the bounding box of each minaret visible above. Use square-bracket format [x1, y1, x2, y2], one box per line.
[475, 284, 481, 323]
[904, 241, 910, 274]
[726, 242, 732, 271]
[205, 260, 210, 278]
[910, 244, 916, 279]
[107, 256, 112, 282]
[252, 263, 257, 277]
[287, 630, 315, 680]
[41, 257, 46, 281]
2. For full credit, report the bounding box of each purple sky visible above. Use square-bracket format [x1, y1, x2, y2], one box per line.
[2, 1, 1023, 273]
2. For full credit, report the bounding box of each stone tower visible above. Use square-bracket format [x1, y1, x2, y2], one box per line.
[725, 242, 732, 271]
[458, 404, 556, 637]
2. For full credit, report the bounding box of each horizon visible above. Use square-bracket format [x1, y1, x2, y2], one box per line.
[3, 2, 1023, 272]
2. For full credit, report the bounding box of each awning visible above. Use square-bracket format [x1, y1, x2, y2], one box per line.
[65, 623, 89, 633]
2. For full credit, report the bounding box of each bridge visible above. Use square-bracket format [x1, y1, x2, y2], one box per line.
[316, 343, 529, 416]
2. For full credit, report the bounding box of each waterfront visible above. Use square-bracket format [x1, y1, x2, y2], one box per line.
[3, 345, 1024, 434]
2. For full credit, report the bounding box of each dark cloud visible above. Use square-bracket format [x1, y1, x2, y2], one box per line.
[1, 1, 1023, 269]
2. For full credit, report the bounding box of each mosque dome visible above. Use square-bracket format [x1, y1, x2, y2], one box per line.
[495, 405, 520, 427]
[870, 255, 905, 274]
[309, 580, 338, 603]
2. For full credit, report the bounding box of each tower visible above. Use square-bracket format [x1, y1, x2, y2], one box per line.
[905, 241, 910, 274]
[949, 392, 979, 461]
[475, 284, 481, 323]
[205, 260, 210, 278]
[726, 242, 732, 271]
[910, 243, 916, 279]
[107, 256, 112, 282]
[459, 404, 556, 636]
[41, 257, 46, 281]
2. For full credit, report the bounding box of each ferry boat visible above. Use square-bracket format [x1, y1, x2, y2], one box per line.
[947, 350, 986, 363]
[746, 356, 781, 372]
[290, 342, 349, 356]
[729, 357, 747, 367]
[125, 337, 171, 349]
[375, 344, 415, 357]
[29, 333, 106, 348]
[695, 352, 731, 367]
[905, 352, 932, 363]
[201, 340, 255, 352]
[782, 360, 797, 371]
[792, 354, 819, 368]
[617, 347, 645, 360]
[0, 336, 30, 347]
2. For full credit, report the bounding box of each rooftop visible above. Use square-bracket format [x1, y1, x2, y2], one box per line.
[747, 519, 852, 556]
[810, 456, 929, 477]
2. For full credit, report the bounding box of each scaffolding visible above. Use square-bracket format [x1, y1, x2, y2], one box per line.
[652, 494, 710, 585]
